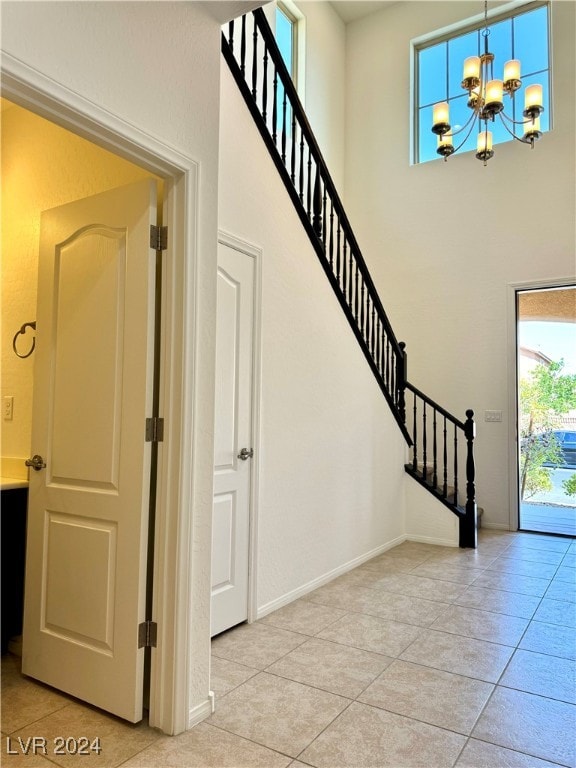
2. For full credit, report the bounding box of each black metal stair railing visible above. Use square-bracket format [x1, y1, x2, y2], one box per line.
[222, 9, 477, 547]
[405, 383, 477, 548]
[222, 9, 410, 442]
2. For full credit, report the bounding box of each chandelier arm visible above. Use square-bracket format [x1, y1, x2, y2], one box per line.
[492, 113, 542, 147]
[496, 112, 531, 143]
[499, 110, 537, 128]
[450, 112, 481, 154]
[446, 105, 479, 138]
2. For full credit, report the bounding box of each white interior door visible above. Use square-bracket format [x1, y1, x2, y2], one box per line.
[22, 179, 157, 722]
[211, 241, 255, 637]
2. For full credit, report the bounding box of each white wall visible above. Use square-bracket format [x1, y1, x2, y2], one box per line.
[296, 0, 347, 192]
[1, 0, 222, 724]
[219, 62, 408, 614]
[344, 1, 576, 530]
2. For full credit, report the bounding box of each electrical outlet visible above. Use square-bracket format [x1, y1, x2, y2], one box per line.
[484, 409, 503, 422]
[3, 396, 14, 421]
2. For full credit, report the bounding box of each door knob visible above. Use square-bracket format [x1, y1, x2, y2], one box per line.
[237, 448, 254, 461]
[25, 454, 47, 471]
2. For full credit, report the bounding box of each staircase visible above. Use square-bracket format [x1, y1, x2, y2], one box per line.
[222, 9, 478, 548]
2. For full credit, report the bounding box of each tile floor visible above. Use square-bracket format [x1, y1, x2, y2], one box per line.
[2, 530, 575, 768]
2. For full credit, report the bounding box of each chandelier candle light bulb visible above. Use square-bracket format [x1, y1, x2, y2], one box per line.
[523, 115, 542, 145]
[432, 101, 450, 134]
[476, 130, 494, 164]
[462, 56, 481, 89]
[503, 59, 521, 92]
[485, 79, 504, 113]
[524, 84, 544, 117]
[437, 131, 454, 159]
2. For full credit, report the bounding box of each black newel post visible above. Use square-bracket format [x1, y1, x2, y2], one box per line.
[396, 342, 407, 425]
[461, 409, 478, 549]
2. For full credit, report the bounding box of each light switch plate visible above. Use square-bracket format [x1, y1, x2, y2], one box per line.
[484, 409, 503, 422]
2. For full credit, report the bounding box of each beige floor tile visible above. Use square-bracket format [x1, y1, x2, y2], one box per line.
[500, 648, 576, 703]
[358, 659, 493, 734]
[506, 537, 571, 554]
[327, 566, 396, 588]
[533, 598, 576, 627]
[472, 570, 551, 597]
[210, 656, 258, 700]
[409, 563, 484, 585]
[306, 581, 377, 613]
[472, 687, 576, 766]
[211, 622, 306, 669]
[371, 544, 435, 561]
[360, 555, 426, 575]
[387, 541, 442, 554]
[519, 620, 576, 660]
[316, 612, 422, 657]
[1, 658, 72, 734]
[545, 579, 576, 602]
[476, 543, 516, 557]
[495, 547, 565, 566]
[299, 701, 466, 768]
[361, 589, 451, 627]
[487, 557, 559, 580]
[259, 600, 347, 636]
[9, 703, 159, 768]
[288, 762, 313, 767]
[266, 637, 392, 698]
[455, 738, 564, 767]
[400, 629, 515, 683]
[554, 565, 576, 583]
[454, 585, 540, 619]
[121, 722, 291, 767]
[2, 735, 57, 767]
[430, 604, 530, 646]
[208, 672, 348, 758]
[430, 550, 498, 568]
[371, 572, 467, 603]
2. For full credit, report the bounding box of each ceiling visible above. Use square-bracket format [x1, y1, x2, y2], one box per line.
[329, 1, 397, 24]
[518, 288, 576, 324]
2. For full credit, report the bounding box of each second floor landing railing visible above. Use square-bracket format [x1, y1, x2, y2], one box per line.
[222, 9, 477, 548]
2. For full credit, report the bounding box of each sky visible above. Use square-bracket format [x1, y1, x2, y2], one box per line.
[519, 321, 576, 375]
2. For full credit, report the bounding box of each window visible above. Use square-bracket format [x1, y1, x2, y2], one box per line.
[276, 3, 297, 81]
[274, 2, 302, 134]
[415, 3, 550, 164]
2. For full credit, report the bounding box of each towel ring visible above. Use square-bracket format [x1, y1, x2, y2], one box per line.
[13, 321, 36, 359]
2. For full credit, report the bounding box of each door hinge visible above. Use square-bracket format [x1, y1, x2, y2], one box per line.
[145, 417, 164, 443]
[138, 620, 157, 649]
[150, 225, 168, 252]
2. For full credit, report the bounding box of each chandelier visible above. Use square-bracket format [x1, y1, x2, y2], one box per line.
[431, 1, 544, 164]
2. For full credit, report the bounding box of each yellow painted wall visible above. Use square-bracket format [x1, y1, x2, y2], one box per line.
[1, 101, 160, 461]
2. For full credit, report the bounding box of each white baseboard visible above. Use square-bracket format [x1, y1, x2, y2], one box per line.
[188, 697, 213, 729]
[256, 535, 407, 620]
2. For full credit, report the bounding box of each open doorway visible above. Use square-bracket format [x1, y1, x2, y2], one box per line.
[0, 75, 203, 730]
[516, 285, 576, 536]
[1, 98, 164, 721]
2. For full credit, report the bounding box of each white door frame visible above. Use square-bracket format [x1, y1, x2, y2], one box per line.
[1, 54, 206, 735]
[217, 231, 262, 626]
[506, 276, 576, 533]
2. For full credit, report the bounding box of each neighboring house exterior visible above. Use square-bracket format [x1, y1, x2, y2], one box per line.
[1, 0, 575, 734]
[518, 346, 554, 378]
